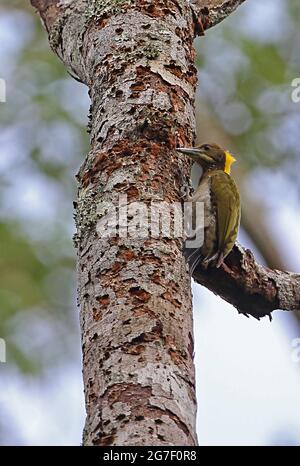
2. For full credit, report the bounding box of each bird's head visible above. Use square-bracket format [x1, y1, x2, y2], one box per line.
[176, 143, 236, 174]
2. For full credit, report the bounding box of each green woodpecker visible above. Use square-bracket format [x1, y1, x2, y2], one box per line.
[177, 143, 241, 273]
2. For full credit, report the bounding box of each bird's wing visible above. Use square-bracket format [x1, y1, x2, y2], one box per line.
[210, 171, 241, 259]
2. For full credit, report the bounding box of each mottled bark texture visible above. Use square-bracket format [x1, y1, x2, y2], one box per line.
[30, 0, 247, 446]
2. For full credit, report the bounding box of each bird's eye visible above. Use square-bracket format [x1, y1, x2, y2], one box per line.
[203, 144, 210, 151]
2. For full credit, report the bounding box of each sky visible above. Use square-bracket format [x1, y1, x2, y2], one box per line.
[194, 288, 300, 446]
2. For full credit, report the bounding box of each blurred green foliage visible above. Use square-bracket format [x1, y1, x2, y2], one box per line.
[196, 0, 300, 176]
[0, 0, 89, 374]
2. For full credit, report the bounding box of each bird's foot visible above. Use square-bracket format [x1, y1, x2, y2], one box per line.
[222, 262, 232, 274]
[202, 252, 219, 269]
[217, 256, 232, 274]
[216, 252, 224, 268]
[202, 253, 231, 273]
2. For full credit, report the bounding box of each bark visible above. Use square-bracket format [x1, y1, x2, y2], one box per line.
[30, 0, 246, 446]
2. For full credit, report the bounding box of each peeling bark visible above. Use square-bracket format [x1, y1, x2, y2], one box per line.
[30, 0, 247, 446]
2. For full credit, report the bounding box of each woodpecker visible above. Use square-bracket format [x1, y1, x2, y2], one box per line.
[177, 143, 241, 274]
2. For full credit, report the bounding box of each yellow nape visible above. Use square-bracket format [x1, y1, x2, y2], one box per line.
[224, 151, 236, 174]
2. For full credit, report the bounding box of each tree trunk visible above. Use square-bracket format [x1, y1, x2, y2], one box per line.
[30, 0, 246, 446]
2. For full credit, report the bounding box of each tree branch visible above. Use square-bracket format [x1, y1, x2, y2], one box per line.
[193, 243, 300, 320]
[30, 0, 62, 31]
[190, 0, 246, 35]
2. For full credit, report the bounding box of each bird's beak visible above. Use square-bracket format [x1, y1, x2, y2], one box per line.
[176, 147, 214, 164]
